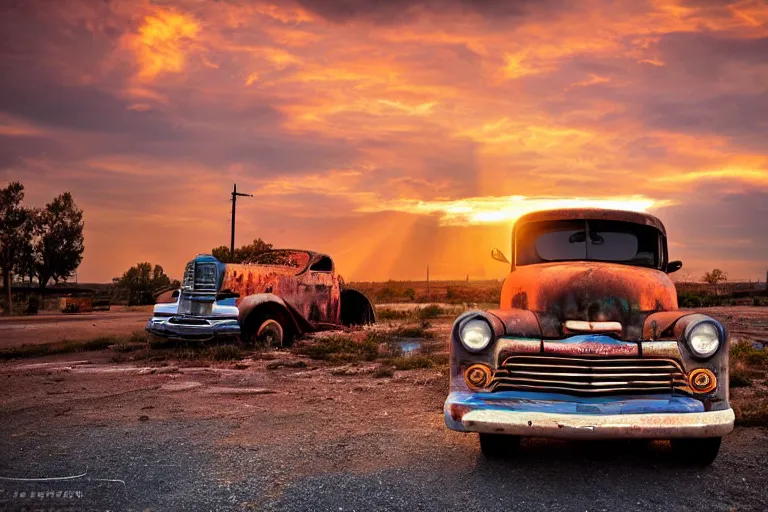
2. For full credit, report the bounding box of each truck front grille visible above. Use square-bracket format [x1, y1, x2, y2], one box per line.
[491, 355, 690, 395]
[193, 263, 218, 291]
[178, 297, 213, 316]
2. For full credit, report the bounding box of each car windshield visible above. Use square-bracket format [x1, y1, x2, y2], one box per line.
[516, 219, 662, 268]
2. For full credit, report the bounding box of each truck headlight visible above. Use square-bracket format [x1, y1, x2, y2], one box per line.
[686, 322, 720, 358]
[459, 318, 493, 352]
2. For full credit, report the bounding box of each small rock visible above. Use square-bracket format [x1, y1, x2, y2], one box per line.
[266, 360, 308, 370]
[139, 415, 149, 422]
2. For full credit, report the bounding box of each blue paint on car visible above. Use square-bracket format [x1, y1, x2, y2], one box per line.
[444, 390, 705, 431]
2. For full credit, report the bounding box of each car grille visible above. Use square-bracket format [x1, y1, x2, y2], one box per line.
[178, 297, 213, 317]
[491, 355, 690, 395]
[193, 263, 218, 291]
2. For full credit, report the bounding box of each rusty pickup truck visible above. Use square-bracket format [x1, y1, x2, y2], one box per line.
[146, 249, 375, 346]
[444, 208, 734, 464]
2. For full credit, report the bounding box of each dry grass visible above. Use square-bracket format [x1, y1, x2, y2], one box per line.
[1, 336, 121, 360]
[729, 339, 768, 426]
[292, 334, 379, 363]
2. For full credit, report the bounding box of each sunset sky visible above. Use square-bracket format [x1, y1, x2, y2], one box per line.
[1, 0, 766, 283]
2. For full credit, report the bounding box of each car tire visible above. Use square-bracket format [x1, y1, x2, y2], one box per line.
[670, 437, 722, 466]
[479, 433, 521, 458]
[256, 318, 284, 347]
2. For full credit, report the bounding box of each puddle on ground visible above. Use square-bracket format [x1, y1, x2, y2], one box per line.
[394, 338, 422, 356]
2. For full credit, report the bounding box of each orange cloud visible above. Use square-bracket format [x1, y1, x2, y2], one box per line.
[130, 8, 200, 80]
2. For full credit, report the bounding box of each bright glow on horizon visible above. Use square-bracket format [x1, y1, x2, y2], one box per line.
[360, 195, 669, 226]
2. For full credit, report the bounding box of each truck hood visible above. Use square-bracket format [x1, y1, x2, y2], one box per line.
[500, 261, 678, 339]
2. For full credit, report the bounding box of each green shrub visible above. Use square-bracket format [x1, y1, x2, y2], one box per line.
[730, 341, 768, 368]
[376, 308, 409, 320]
[387, 355, 434, 370]
[373, 366, 394, 378]
[416, 304, 444, 319]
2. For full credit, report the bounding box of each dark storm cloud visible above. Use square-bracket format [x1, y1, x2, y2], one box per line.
[295, 0, 562, 24]
[0, 69, 182, 138]
[659, 184, 768, 263]
[656, 33, 768, 76]
[640, 92, 768, 143]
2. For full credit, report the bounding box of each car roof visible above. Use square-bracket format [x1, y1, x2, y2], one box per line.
[514, 208, 666, 235]
[263, 249, 330, 260]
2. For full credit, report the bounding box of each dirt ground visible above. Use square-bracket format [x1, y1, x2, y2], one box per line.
[1, 307, 768, 511]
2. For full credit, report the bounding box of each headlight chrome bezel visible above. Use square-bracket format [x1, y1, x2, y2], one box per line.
[458, 316, 495, 352]
[684, 320, 722, 359]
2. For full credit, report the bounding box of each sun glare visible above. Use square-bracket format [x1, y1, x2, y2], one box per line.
[361, 195, 667, 226]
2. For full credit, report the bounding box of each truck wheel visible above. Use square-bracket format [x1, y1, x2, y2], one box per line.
[256, 319, 284, 347]
[479, 433, 520, 458]
[670, 437, 722, 466]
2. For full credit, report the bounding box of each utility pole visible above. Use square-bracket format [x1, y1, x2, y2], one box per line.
[230, 184, 253, 257]
[426, 265, 430, 300]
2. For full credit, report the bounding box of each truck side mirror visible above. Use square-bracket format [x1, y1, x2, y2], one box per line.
[666, 260, 683, 274]
[491, 248, 510, 264]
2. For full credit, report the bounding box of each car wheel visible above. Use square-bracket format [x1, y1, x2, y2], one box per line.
[670, 437, 722, 466]
[255, 319, 285, 348]
[479, 433, 521, 458]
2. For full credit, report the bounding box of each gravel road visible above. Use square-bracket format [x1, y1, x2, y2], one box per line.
[1, 354, 767, 512]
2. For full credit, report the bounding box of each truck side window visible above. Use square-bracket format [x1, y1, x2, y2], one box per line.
[310, 256, 333, 272]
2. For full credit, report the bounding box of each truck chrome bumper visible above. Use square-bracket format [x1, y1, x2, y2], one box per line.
[452, 408, 735, 439]
[145, 316, 240, 341]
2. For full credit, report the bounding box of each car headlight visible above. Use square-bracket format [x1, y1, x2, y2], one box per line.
[459, 318, 493, 352]
[686, 322, 720, 358]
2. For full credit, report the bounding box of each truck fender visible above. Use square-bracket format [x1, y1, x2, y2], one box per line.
[237, 294, 313, 336]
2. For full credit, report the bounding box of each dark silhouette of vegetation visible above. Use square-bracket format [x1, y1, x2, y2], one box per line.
[115, 263, 176, 305]
[0, 182, 30, 314]
[31, 192, 85, 291]
[703, 268, 728, 286]
[211, 238, 273, 263]
[0, 182, 84, 315]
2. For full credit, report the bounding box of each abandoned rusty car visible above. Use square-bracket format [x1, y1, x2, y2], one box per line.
[444, 208, 734, 464]
[146, 249, 375, 346]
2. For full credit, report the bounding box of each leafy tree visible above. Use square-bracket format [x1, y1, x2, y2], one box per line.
[211, 245, 232, 263]
[33, 193, 84, 290]
[116, 262, 173, 305]
[702, 269, 728, 285]
[211, 238, 273, 263]
[14, 216, 36, 286]
[0, 182, 30, 314]
[702, 268, 728, 296]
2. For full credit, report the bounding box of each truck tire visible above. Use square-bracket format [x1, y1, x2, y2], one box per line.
[256, 319, 284, 347]
[242, 312, 293, 348]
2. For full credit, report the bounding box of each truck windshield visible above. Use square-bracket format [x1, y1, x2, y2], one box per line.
[516, 219, 662, 268]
